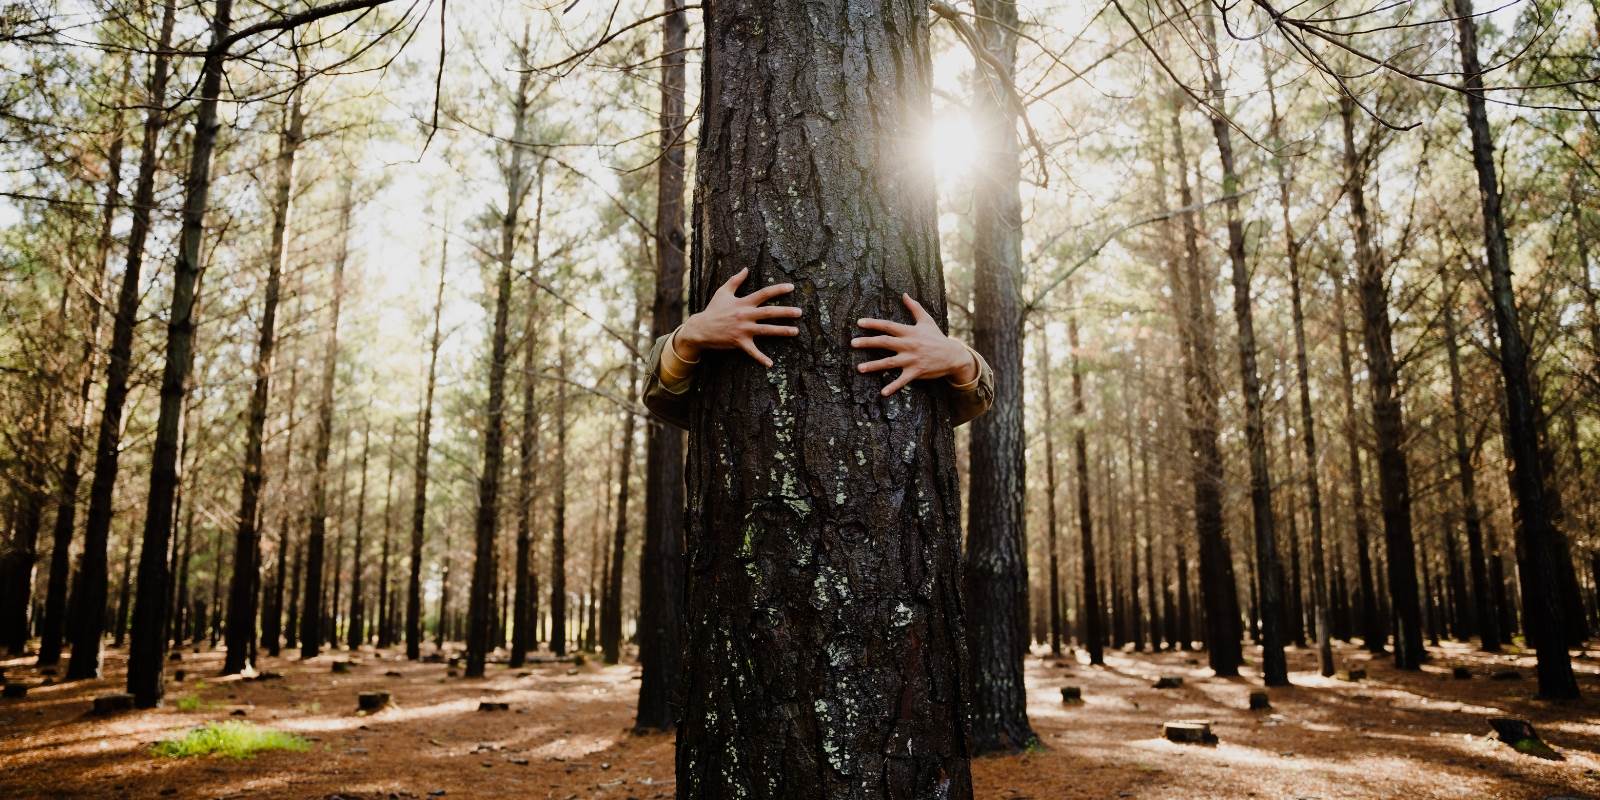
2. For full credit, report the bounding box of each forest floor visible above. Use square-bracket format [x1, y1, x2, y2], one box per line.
[1, 639, 1597, 799]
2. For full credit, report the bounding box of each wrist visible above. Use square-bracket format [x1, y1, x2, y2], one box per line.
[946, 340, 979, 385]
[674, 318, 705, 362]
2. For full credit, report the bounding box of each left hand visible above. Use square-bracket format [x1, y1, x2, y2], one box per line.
[852, 293, 979, 396]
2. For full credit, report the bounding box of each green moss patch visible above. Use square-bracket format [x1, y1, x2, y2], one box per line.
[152, 722, 310, 759]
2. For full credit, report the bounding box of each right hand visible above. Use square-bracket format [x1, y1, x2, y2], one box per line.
[675, 268, 802, 368]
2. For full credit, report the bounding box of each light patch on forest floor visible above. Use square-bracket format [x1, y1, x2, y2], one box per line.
[2, 641, 1598, 798]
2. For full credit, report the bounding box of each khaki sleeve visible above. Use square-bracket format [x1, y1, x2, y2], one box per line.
[947, 345, 994, 427]
[641, 331, 695, 430]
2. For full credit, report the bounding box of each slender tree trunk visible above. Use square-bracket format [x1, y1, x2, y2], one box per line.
[67, 0, 177, 682]
[1339, 96, 1424, 671]
[1167, 94, 1242, 676]
[377, 422, 397, 649]
[301, 181, 352, 659]
[223, 78, 301, 675]
[1332, 265, 1384, 653]
[408, 239, 446, 660]
[1039, 330, 1063, 656]
[1068, 305, 1104, 667]
[675, 4, 975, 793]
[348, 422, 371, 651]
[510, 171, 545, 667]
[1202, 17, 1286, 685]
[548, 327, 568, 658]
[1452, 0, 1578, 697]
[636, 0, 689, 732]
[112, 533, 134, 647]
[602, 316, 641, 664]
[1443, 298, 1499, 651]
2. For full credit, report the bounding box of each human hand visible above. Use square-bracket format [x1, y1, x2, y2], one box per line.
[852, 293, 978, 396]
[675, 268, 802, 368]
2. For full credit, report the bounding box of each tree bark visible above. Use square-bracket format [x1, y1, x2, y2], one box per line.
[67, 0, 177, 682]
[1202, 15, 1286, 686]
[1068, 305, 1103, 667]
[301, 181, 353, 659]
[224, 76, 302, 675]
[510, 166, 545, 667]
[1038, 329, 1063, 656]
[675, 3, 975, 794]
[635, 0, 689, 732]
[548, 327, 568, 657]
[348, 421, 372, 650]
[1339, 96, 1424, 671]
[407, 238, 446, 660]
[602, 315, 641, 665]
[1332, 260, 1384, 652]
[1443, 296, 1499, 651]
[1451, 0, 1578, 698]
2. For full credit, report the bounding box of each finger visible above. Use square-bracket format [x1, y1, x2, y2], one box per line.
[850, 335, 904, 351]
[857, 355, 907, 373]
[739, 339, 773, 368]
[751, 324, 800, 337]
[720, 267, 750, 295]
[902, 293, 933, 323]
[750, 304, 803, 320]
[881, 369, 918, 396]
[745, 282, 796, 304]
[856, 317, 913, 336]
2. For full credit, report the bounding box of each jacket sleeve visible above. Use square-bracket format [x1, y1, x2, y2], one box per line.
[947, 345, 995, 427]
[641, 333, 693, 430]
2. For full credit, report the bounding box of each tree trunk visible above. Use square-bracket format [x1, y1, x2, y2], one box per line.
[1166, 94, 1242, 676]
[1339, 96, 1424, 671]
[408, 239, 446, 660]
[377, 422, 397, 649]
[635, 0, 690, 732]
[348, 422, 371, 651]
[1068, 305, 1103, 667]
[301, 181, 353, 659]
[511, 167, 545, 667]
[675, 3, 975, 794]
[1452, 0, 1578, 698]
[224, 77, 301, 675]
[1443, 297, 1499, 651]
[1332, 262, 1384, 653]
[67, 0, 177, 682]
[548, 327, 568, 658]
[602, 318, 641, 665]
[1202, 16, 1286, 686]
[1039, 330, 1063, 656]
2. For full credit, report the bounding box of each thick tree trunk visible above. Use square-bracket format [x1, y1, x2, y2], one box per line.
[224, 79, 301, 675]
[407, 243, 446, 660]
[301, 183, 353, 659]
[510, 170, 545, 667]
[1452, 0, 1578, 698]
[128, 0, 235, 707]
[1167, 95, 1242, 676]
[1203, 18, 1286, 686]
[635, 0, 689, 732]
[963, 0, 1035, 754]
[67, 0, 177, 682]
[1339, 96, 1424, 671]
[1443, 298, 1499, 651]
[675, 3, 975, 794]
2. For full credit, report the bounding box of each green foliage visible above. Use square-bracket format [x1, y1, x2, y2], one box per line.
[151, 722, 310, 759]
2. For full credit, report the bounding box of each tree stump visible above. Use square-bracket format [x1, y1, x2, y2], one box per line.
[1451, 666, 1471, 680]
[385, 670, 403, 678]
[168, 651, 182, 662]
[173, 669, 187, 683]
[478, 701, 510, 712]
[1163, 720, 1217, 745]
[3, 683, 28, 699]
[1490, 669, 1521, 681]
[1060, 686, 1082, 704]
[332, 661, 352, 674]
[1153, 676, 1183, 689]
[1488, 717, 1562, 760]
[92, 693, 135, 715]
[1248, 691, 1270, 710]
[358, 691, 391, 712]
[1336, 668, 1366, 682]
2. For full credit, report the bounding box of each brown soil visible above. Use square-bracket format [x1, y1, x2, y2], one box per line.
[2, 641, 1596, 799]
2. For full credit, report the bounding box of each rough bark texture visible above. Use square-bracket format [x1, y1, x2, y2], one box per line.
[1452, 0, 1578, 698]
[675, 2, 975, 795]
[301, 183, 352, 659]
[407, 246, 446, 660]
[224, 80, 301, 675]
[635, 0, 689, 732]
[127, 0, 234, 708]
[963, 0, 1035, 754]
[1167, 96, 1242, 676]
[67, 0, 177, 682]
[1202, 18, 1285, 686]
[1340, 97, 1424, 671]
